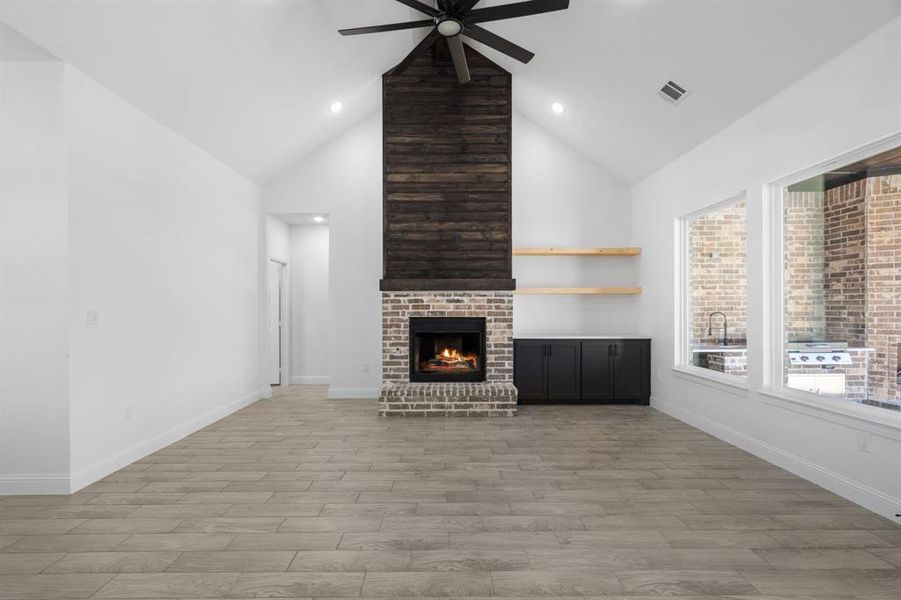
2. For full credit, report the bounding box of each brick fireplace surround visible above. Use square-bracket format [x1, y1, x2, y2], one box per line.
[379, 292, 517, 417]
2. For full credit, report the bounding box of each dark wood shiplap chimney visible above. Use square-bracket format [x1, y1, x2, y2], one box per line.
[379, 39, 514, 291]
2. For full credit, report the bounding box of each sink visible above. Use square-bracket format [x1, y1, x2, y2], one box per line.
[691, 343, 747, 353]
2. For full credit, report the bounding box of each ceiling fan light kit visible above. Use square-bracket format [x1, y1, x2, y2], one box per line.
[436, 16, 464, 37]
[339, 0, 570, 84]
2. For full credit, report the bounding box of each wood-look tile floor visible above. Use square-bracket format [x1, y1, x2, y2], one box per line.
[1, 384, 899, 599]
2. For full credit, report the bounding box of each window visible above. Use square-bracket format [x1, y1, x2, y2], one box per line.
[779, 144, 901, 412]
[680, 197, 748, 379]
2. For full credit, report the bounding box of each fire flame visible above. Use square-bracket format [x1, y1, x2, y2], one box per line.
[441, 347, 463, 361]
[421, 347, 479, 372]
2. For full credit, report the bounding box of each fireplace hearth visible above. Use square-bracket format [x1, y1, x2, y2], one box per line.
[410, 317, 486, 383]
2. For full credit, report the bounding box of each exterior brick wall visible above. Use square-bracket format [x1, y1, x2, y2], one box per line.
[689, 202, 747, 345]
[784, 191, 826, 340]
[866, 174, 901, 403]
[379, 291, 516, 416]
[824, 180, 867, 346]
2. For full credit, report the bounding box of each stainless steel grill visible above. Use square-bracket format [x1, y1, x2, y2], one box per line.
[787, 340, 852, 366]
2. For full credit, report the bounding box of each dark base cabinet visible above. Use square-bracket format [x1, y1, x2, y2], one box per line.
[513, 341, 547, 402]
[514, 338, 650, 405]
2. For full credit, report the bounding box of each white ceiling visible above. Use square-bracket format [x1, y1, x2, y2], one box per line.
[0, 21, 57, 61]
[3, 0, 899, 184]
[275, 213, 329, 226]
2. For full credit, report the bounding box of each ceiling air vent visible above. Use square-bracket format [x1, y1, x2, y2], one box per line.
[659, 80, 688, 105]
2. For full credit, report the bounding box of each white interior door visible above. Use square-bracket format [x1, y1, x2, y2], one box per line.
[268, 261, 282, 385]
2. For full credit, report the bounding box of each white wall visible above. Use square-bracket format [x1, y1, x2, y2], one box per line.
[64, 66, 263, 489]
[266, 215, 290, 263]
[264, 115, 382, 398]
[289, 225, 330, 384]
[0, 61, 71, 493]
[513, 114, 638, 336]
[631, 17, 901, 523]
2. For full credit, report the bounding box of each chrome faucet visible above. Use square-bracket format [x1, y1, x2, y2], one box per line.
[708, 311, 728, 346]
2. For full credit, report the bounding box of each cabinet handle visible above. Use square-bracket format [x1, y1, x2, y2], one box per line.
[549, 345, 553, 357]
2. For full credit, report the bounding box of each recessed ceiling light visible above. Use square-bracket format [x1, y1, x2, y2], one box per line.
[313, 216, 326, 223]
[328, 101, 343, 114]
[551, 101, 565, 114]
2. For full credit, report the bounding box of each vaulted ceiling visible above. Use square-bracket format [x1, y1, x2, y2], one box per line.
[3, 0, 899, 184]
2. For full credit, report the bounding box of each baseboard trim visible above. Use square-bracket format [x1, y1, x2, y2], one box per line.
[0, 473, 71, 495]
[328, 387, 378, 399]
[651, 395, 901, 524]
[290, 375, 330, 385]
[67, 387, 268, 494]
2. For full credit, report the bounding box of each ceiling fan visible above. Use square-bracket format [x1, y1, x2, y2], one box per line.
[339, 0, 570, 84]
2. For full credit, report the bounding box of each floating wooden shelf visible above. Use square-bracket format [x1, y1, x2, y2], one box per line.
[513, 247, 641, 256]
[516, 287, 642, 296]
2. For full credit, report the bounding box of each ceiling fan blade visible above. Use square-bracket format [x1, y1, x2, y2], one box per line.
[387, 29, 441, 75]
[394, 0, 440, 17]
[463, 24, 534, 63]
[339, 19, 434, 36]
[465, 0, 569, 24]
[447, 35, 471, 84]
[456, 0, 481, 14]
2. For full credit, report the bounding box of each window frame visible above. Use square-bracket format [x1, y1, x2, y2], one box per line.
[675, 193, 750, 387]
[763, 132, 901, 429]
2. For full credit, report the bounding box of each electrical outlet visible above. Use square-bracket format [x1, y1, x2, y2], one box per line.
[856, 432, 869, 453]
[125, 405, 134, 421]
[362, 363, 371, 373]
[656, 369, 661, 381]
[85, 308, 99, 325]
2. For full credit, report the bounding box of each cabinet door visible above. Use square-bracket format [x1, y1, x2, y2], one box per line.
[514, 341, 547, 401]
[613, 340, 650, 400]
[786, 374, 817, 394]
[815, 374, 845, 396]
[546, 341, 582, 400]
[581, 341, 614, 400]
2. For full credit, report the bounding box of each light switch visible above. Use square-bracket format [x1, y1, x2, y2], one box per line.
[85, 308, 99, 325]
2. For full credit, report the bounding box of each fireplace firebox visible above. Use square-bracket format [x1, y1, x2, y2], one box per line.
[410, 317, 486, 383]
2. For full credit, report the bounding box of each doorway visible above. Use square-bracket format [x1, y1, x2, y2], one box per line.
[268, 259, 286, 385]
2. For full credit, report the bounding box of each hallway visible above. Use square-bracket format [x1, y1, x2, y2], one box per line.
[1, 385, 899, 598]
